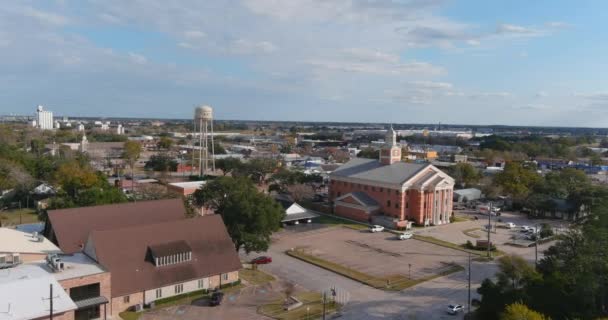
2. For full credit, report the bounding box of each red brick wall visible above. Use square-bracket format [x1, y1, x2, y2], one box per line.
[334, 205, 370, 223]
[112, 292, 144, 317]
[59, 272, 112, 316]
[330, 179, 405, 220]
[409, 190, 424, 224]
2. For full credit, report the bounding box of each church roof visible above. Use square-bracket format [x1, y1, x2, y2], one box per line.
[330, 158, 430, 185]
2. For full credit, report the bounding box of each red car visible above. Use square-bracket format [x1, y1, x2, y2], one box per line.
[251, 256, 272, 264]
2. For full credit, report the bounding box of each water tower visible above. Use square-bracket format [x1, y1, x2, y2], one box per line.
[193, 105, 215, 176]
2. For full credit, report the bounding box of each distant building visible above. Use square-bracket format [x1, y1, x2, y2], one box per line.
[35, 105, 54, 130]
[453, 188, 483, 203]
[77, 123, 85, 131]
[329, 127, 455, 227]
[167, 181, 206, 197]
[116, 124, 125, 135]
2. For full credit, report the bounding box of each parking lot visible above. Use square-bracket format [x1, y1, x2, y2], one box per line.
[417, 210, 569, 260]
[274, 226, 468, 283]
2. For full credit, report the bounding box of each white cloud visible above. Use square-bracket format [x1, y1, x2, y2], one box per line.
[575, 92, 608, 101]
[408, 80, 453, 90]
[128, 52, 147, 64]
[497, 24, 542, 35]
[183, 30, 206, 39]
[545, 21, 571, 28]
[536, 91, 548, 98]
[468, 92, 512, 99]
[19, 6, 69, 26]
[229, 39, 278, 54]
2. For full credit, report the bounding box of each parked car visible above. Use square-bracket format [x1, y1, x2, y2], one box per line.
[505, 222, 516, 229]
[210, 292, 224, 306]
[370, 225, 384, 233]
[397, 232, 413, 240]
[520, 225, 531, 232]
[446, 304, 464, 315]
[251, 256, 272, 264]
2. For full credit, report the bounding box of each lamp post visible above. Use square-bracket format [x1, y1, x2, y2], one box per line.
[487, 202, 492, 258]
[467, 252, 471, 315]
[535, 224, 539, 266]
[408, 263, 412, 280]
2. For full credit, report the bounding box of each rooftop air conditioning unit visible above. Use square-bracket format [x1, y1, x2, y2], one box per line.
[36, 234, 44, 242]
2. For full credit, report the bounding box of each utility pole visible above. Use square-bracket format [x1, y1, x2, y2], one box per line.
[42, 284, 59, 320]
[535, 224, 539, 266]
[322, 291, 327, 320]
[487, 201, 492, 258]
[467, 252, 472, 315]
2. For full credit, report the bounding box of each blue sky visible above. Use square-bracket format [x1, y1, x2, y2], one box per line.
[1, 0, 607, 126]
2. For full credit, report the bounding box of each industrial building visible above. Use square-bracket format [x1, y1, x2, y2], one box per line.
[34, 105, 54, 130]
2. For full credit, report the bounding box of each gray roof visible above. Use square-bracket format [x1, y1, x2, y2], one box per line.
[454, 188, 482, 197]
[282, 211, 320, 222]
[349, 191, 380, 207]
[331, 158, 429, 185]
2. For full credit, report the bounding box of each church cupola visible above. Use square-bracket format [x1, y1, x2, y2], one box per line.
[379, 125, 401, 165]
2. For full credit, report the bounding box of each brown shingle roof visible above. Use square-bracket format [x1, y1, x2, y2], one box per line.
[86, 215, 241, 297]
[148, 240, 191, 257]
[47, 199, 186, 254]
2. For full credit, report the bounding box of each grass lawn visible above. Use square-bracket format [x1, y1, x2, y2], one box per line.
[315, 214, 369, 230]
[462, 228, 482, 238]
[413, 235, 505, 258]
[286, 248, 463, 291]
[0, 208, 39, 226]
[119, 312, 141, 320]
[258, 291, 340, 320]
[452, 216, 470, 222]
[239, 268, 275, 286]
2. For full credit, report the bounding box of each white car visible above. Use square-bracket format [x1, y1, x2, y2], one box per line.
[505, 222, 516, 229]
[369, 225, 384, 233]
[520, 225, 531, 232]
[447, 304, 464, 315]
[397, 232, 413, 240]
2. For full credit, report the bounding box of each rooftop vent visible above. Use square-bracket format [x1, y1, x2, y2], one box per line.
[46, 254, 64, 272]
[0, 253, 21, 269]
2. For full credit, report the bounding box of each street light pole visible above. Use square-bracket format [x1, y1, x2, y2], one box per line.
[535, 224, 539, 266]
[467, 252, 471, 315]
[408, 263, 412, 280]
[487, 202, 492, 258]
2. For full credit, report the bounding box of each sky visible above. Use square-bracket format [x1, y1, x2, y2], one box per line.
[1, 0, 608, 127]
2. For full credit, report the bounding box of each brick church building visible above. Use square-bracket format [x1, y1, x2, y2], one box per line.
[329, 127, 455, 228]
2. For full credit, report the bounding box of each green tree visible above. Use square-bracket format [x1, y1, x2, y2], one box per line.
[495, 162, 542, 201]
[215, 157, 243, 176]
[157, 137, 173, 150]
[192, 176, 284, 253]
[122, 141, 142, 191]
[449, 163, 480, 188]
[357, 148, 378, 159]
[234, 158, 278, 184]
[501, 303, 550, 320]
[145, 154, 178, 172]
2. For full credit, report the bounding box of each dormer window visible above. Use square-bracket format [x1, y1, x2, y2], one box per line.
[148, 240, 192, 267]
